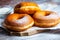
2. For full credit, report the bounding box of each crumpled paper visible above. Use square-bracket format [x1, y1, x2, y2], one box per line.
[0, 6, 13, 18]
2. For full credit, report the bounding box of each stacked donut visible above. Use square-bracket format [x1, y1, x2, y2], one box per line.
[3, 2, 60, 32]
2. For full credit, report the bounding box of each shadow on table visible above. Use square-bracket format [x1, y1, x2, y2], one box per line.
[0, 27, 10, 35]
[0, 27, 60, 36]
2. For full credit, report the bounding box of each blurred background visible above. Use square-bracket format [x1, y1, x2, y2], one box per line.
[0, 0, 60, 7]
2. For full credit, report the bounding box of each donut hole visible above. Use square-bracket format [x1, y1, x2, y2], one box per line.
[45, 13, 50, 16]
[18, 16, 24, 20]
[45, 11, 51, 16]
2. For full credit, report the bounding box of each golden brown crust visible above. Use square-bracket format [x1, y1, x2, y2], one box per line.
[4, 14, 34, 32]
[14, 2, 40, 14]
[33, 11, 60, 28]
[15, 2, 39, 8]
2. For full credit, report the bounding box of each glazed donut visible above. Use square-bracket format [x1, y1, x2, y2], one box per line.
[14, 2, 40, 14]
[3, 14, 34, 32]
[33, 11, 60, 28]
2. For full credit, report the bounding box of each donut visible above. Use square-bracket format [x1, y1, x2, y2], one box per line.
[33, 11, 60, 28]
[14, 2, 40, 14]
[3, 14, 34, 32]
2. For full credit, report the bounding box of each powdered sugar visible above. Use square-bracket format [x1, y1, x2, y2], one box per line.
[15, 16, 29, 24]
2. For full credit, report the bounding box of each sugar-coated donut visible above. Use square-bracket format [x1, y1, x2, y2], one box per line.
[33, 11, 60, 28]
[3, 14, 34, 32]
[14, 2, 40, 14]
